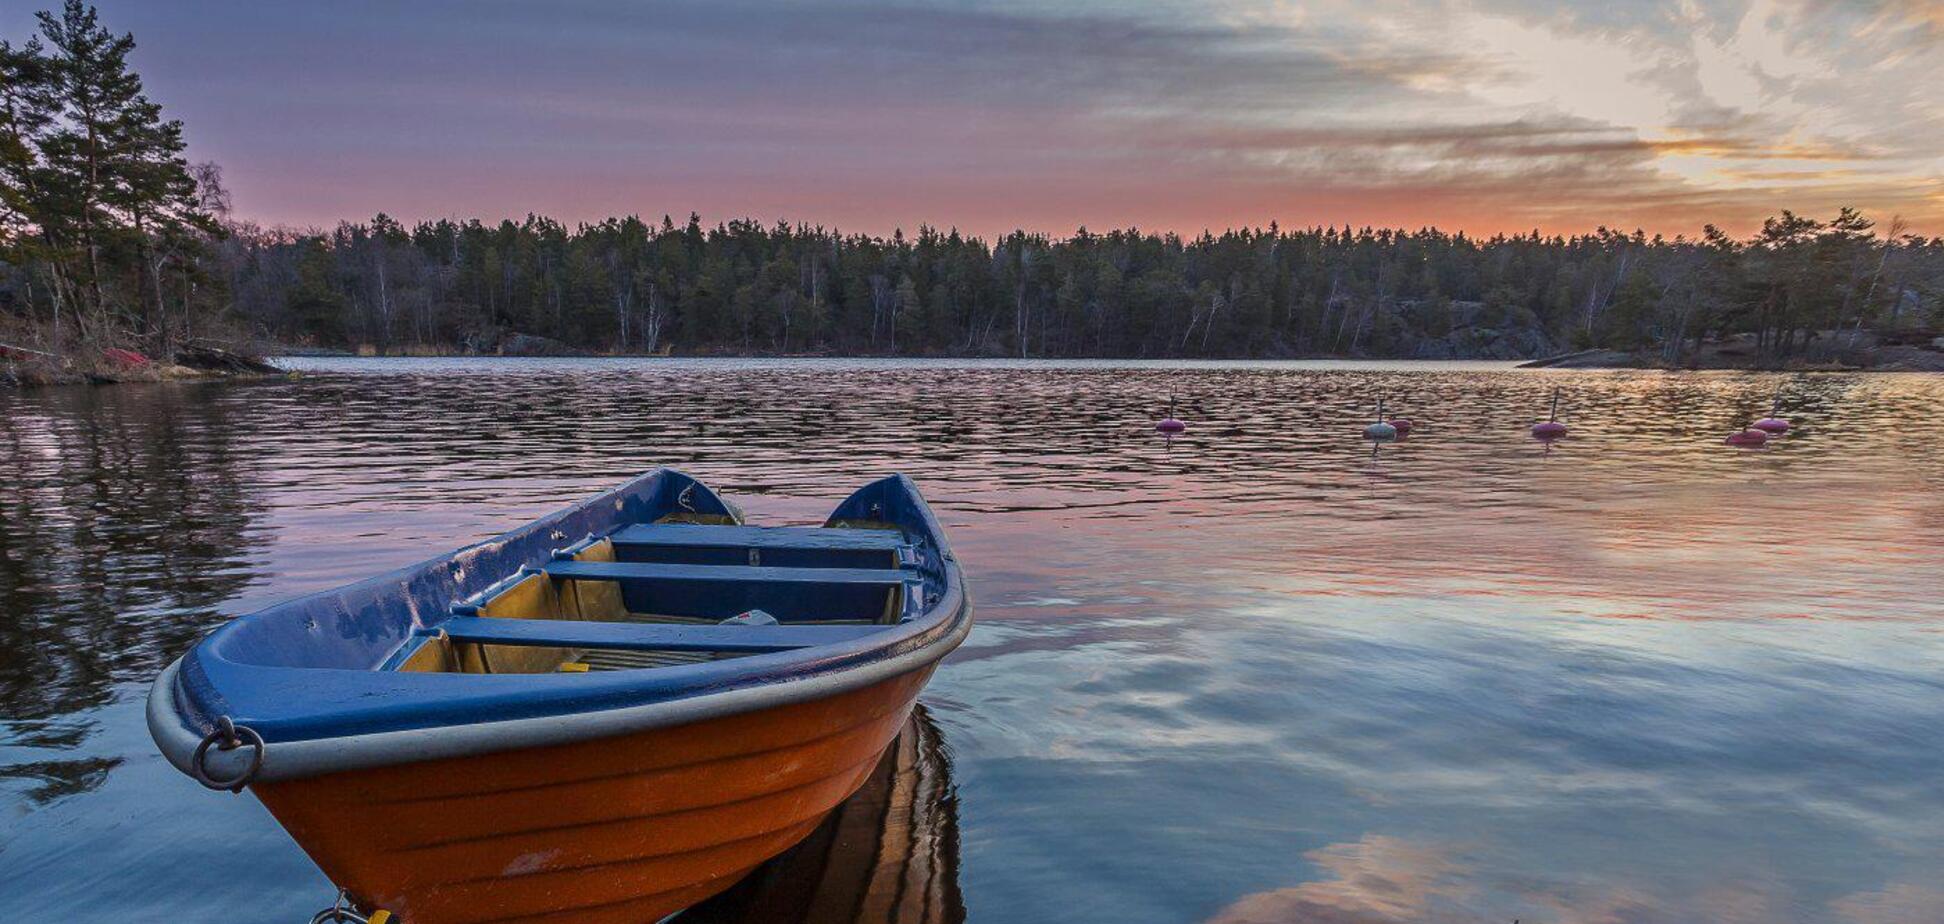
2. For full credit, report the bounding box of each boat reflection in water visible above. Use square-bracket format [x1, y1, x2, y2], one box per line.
[679, 706, 965, 924]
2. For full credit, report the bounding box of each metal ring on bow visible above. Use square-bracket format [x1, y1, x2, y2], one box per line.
[189, 715, 265, 793]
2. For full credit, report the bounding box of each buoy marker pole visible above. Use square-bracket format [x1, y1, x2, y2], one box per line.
[1155, 383, 1187, 433]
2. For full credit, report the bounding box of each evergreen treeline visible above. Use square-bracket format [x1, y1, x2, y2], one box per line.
[220, 211, 1941, 361]
[2, 3, 1940, 365]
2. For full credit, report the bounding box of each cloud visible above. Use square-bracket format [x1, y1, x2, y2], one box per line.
[1831, 883, 1944, 924]
[1207, 832, 1939, 924]
[1205, 835, 1473, 924]
[75, 0, 1944, 236]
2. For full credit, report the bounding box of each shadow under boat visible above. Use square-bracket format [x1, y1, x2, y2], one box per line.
[678, 705, 966, 924]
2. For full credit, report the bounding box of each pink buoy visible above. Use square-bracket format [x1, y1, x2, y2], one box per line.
[1532, 387, 1568, 439]
[1156, 388, 1186, 433]
[1389, 418, 1414, 435]
[1725, 428, 1770, 447]
[1752, 394, 1789, 433]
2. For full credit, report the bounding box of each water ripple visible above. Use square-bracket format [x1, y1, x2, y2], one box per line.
[1, 358, 1941, 923]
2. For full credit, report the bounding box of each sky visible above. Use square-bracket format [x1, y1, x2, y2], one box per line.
[7, 0, 1941, 239]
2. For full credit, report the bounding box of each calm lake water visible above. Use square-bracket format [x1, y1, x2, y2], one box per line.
[3, 358, 1943, 923]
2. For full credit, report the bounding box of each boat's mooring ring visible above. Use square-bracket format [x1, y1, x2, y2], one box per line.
[190, 715, 264, 793]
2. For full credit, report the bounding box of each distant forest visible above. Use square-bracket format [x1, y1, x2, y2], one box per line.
[216, 210, 1943, 362]
[3, 2, 1942, 366]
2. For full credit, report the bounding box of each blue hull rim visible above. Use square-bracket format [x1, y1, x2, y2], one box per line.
[149, 605, 968, 784]
[147, 469, 970, 783]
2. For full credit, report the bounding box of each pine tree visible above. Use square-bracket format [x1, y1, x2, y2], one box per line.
[31, 0, 211, 347]
[0, 33, 76, 339]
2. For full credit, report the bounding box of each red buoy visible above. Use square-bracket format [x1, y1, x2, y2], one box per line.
[1389, 418, 1414, 435]
[1725, 428, 1770, 447]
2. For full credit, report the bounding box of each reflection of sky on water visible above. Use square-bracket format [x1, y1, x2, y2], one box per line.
[1, 358, 1941, 922]
[947, 589, 1944, 922]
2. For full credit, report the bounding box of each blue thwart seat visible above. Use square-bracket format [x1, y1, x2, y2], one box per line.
[538, 560, 923, 622]
[609, 524, 907, 551]
[541, 560, 914, 586]
[606, 523, 912, 568]
[433, 616, 888, 653]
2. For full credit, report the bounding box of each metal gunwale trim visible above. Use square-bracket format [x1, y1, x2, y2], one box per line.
[149, 572, 970, 783]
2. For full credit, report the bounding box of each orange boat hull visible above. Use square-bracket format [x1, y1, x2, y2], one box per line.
[254, 667, 935, 924]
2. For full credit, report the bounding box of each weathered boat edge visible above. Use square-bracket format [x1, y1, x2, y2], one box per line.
[148, 593, 969, 783]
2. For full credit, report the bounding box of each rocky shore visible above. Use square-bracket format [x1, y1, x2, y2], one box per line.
[2, 341, 285, 387]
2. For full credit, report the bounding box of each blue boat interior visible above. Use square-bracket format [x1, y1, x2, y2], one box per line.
[393, 517, 928, 674]
[170, 469, 961, 742]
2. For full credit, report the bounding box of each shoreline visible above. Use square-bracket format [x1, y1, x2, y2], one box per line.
[1518, 339, 1944, 373]
[12, 343, 1944, 389]
[2, 341, 287, 388]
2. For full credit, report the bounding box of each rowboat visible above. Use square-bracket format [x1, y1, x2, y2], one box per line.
[147, 469, 971, 924]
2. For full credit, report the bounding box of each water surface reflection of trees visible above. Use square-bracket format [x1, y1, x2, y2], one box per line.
[0, 383, 267, 802]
